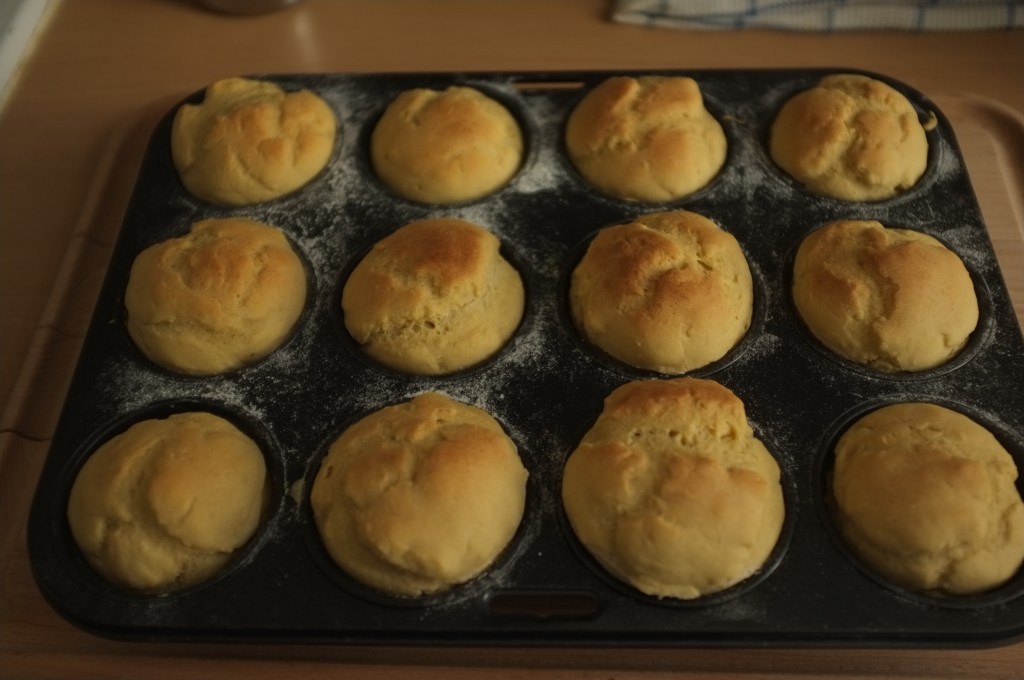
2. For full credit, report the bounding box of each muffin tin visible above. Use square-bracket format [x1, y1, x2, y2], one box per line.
[28, 69, 1024, 646]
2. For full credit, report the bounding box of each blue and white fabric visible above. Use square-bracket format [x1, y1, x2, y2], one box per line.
[612, 0, 1024, 31]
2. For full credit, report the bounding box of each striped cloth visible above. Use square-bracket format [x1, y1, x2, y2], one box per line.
[612, 0, 1024, 31]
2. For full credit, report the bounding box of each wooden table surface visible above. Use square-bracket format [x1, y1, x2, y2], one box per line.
[2, 1, 1023, 678]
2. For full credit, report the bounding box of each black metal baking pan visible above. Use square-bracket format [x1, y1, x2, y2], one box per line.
[27, 69, 1024, 647]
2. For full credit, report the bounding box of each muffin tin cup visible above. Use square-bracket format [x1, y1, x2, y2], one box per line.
[557, 226, 770, 380]
[780, 226, 997, 382]
[300, 409, 546, 611]
[27, 69, 1024, 647]
[37, 399, 287, 636]
[331, 236, 533, 382]
[115, 230, 320, 380]
[359, 80, 540, 209]
[555, 418, 799, 610]
[814, 396, 1024, 611]
[752, 73, 947, 210]
[558, 83, 737, 207]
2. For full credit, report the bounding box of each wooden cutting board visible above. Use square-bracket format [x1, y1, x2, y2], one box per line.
[1, 91, 1022, 680]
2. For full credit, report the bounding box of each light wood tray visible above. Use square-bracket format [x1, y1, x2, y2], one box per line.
[2, 92, 1023, 680]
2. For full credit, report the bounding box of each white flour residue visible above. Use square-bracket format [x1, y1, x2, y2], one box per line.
[935, 223, 1002, 277]
[95, 356, 183, 414]
[741, 330, 784, 366]
[98, 356, 270, 425]
[510, 93, 575, 196]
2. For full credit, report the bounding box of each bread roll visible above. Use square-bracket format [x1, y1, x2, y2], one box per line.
[370, 85, 523, 204]
[565, 75, 726, 202]
[125, 217, 307, 375]
[792, 219, 978, 372]
[171, 77, 336, 206]
[67, 412, 268, 593]
[770, 73, 928, 201]
[310, 392, 528, 597]
[832, 402, 1024, 595]
[341, 217, 524, 375]
[561, 378, 784, 599]
[570, 210, 752, 374]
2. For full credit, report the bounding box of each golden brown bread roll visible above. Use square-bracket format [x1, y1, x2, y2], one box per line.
[792, 219, 978, 372]
[769, 73, 928, 201]
[310, 392, 529, 597]
[171, 77, 336, 206]
[67, 412, 268, 593]
[832, 402, 1024, 595]
[561, 378, 785, 600]
[569, 210, 753, 374]
[565, 75, 727, 202]
[370, 85, 523, 204]
[125, 217, 308, 375]
[341, 217, 524, 375]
